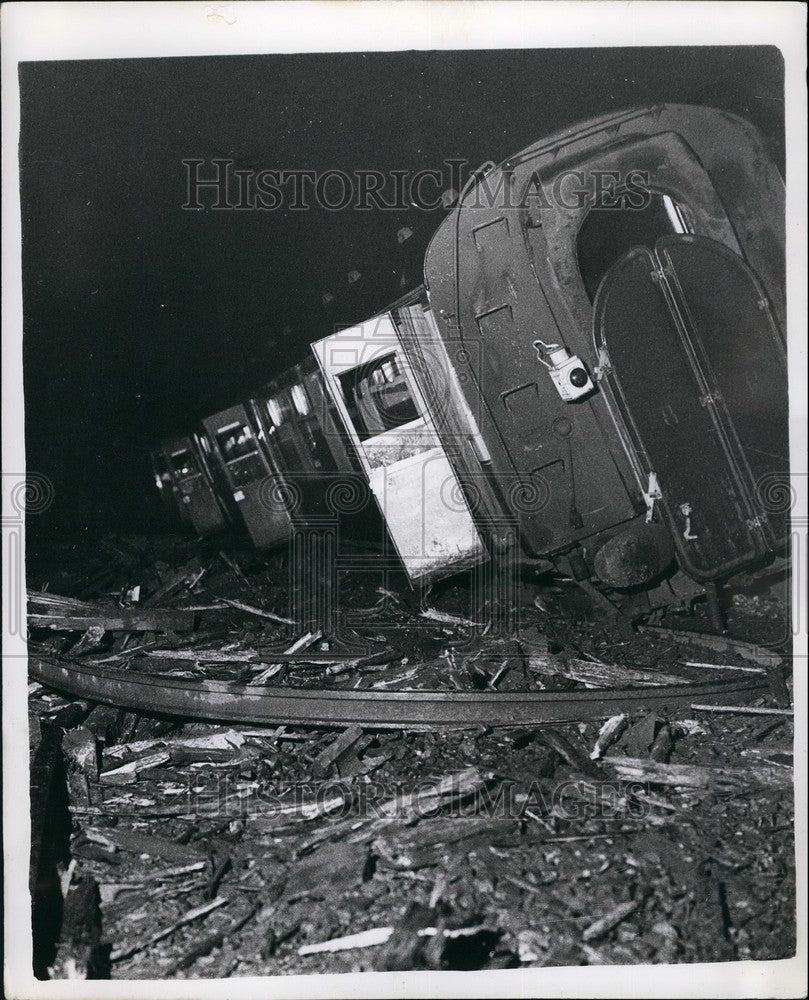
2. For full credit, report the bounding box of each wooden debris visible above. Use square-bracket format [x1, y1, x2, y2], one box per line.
[111, 895, 229, 962]
[86, 827, 206, 862]
[50, 700, 93, 730]
[538, 729, 607, 779]
[29, 714, 63, 895]
[640, 625, 783, 668]
[741, 745, 793, 768]
[99, 751, 171, 784]
[71, 626, 106, 657]
[171, 899, 260, 972]
[144, 648, 258, 663]
[766, 664, 791, 708]
[590, 714, 628, 760]
[582, 898, 640, 942]
[605, 756, 793, 791]
[62, 727, 98, 805]
[216, 597, 295, 626]
[62, 727, 97, 775]
[649, 723, 674, 763]
[82, 704, 124, 744]
[103, 729, 246, 761]
[284, 841, 369, 901]
[28, 595, 194, 634]
[142, 558, 204, 606]
[299, 925, 394, 955]
[299, 923, 489, 956]
[249, 631, 323, 685]
[311, 724, 364, 779]
[684, 660, 766, 674]
[378, 766, 488, 820]
[218, 549, 252, 588]
[526, 648, 689, 688]
[420, 607, 482, 627]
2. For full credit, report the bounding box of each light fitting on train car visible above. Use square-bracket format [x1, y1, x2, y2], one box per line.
[532, 339, 595, 402]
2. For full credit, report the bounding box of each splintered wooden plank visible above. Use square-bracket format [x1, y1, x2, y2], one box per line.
[28, 608, 195, 633]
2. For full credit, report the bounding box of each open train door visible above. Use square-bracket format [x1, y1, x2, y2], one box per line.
[312, 313, 487, 583]
[594, 234, 789, 582]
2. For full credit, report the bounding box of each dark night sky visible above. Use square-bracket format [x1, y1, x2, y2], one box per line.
[19, 46, 784, 544]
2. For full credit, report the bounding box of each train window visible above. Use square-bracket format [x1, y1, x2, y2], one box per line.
[267, 394, 297, 427]
[290, 383, 310, 417]
[577, 192, 689, 301]
[337, 353, 420, 441]
[170, 448, 199, 478]
[216, 422, 259, 464]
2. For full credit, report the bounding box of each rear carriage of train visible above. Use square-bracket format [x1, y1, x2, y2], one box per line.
[154, 433, 229, 537]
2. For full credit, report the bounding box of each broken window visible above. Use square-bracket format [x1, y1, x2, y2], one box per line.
[337, 353, 420, 441]
[577, 192, 689, 301]
[216, 422, 259, 464]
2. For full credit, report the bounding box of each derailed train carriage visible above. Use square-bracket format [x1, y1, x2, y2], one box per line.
[155, 104, 789, 604]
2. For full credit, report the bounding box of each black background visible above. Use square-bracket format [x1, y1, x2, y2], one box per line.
[19, 46, 784, 544]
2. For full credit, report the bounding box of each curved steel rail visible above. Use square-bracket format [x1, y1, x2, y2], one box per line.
[29, 655, 770, 730]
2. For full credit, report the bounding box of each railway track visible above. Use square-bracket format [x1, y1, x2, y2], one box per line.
[29, 654, 770, 730]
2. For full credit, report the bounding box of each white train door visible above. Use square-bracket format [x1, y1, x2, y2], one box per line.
[312, 312, 486, 583]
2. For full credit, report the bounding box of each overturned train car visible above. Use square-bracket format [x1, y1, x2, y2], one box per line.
[155, 104, 789, 596]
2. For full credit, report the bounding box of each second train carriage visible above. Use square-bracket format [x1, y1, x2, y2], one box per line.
[154, 104, 789, 598]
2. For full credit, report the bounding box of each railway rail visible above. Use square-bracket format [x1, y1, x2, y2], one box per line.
[29, 654, 770, 731]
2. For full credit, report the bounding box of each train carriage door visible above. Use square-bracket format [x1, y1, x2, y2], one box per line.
[594, 234, 788, 581]
[312, 313, 486, 583]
